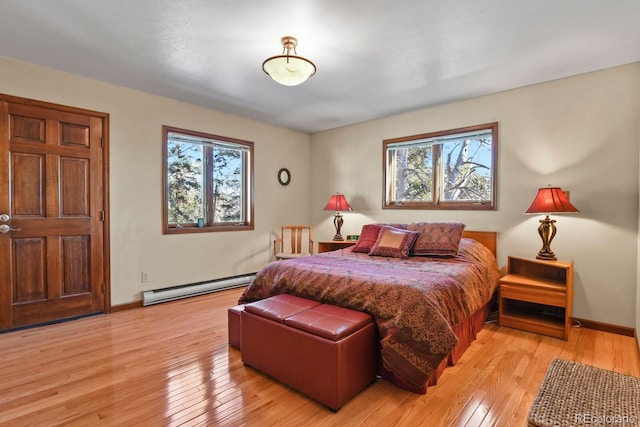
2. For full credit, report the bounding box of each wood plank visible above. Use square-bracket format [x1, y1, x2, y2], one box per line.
[0, 287, 638, 426]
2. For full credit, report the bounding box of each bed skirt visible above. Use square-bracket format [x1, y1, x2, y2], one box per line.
[379, 296, 495, 394]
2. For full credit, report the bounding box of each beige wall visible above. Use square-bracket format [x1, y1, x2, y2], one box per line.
[311, 63, 640, 328]
[0, 56, 312, 305]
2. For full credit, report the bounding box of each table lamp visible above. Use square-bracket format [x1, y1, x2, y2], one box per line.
[323, 193, 352, 241]
[525, 186, 579, 261]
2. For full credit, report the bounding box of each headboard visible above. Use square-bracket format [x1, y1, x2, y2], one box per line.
[462, 231, 497, 257]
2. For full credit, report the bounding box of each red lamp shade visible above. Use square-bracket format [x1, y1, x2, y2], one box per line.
[323, 194, 352, 212]
[525, 187, 579, 214]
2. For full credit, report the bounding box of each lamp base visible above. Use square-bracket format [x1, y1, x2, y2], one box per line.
[333, 212, 344, 242]
[332, 213, 345, 241]
[535, 251, 557, 261]
[535, 215, 558, 262]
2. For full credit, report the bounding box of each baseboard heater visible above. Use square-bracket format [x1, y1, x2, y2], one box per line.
[142, 273, 256, 306]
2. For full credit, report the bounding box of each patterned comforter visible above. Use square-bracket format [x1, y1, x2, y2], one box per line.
[238, 238, 500, 393]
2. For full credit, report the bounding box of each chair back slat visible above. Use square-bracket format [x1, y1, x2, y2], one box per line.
[275, 225, 313, 259]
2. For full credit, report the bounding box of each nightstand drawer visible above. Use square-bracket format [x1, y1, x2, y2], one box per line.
[500, 282, 566, 307]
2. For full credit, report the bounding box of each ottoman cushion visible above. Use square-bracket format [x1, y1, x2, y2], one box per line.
[285, 303, 373, 341]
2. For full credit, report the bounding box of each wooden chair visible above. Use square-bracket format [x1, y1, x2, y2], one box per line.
[274, 225, 314, 260]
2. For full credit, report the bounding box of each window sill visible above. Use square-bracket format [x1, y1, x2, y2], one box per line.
[163, 224, 254, 234]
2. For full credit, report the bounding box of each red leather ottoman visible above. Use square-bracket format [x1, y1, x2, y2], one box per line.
[227, 304, 245, 350]
[241, 294, 377, 411]
[228, 294, 319, 350]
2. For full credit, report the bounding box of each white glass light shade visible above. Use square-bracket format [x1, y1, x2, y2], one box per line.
[262, 55, 316, 86]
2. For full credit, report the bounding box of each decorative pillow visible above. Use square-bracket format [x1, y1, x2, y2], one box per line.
[368, 226, 419, 259]
[352, 224, 384, 253]
[385, 223, 409, 230]
[408, 221, 466, 257]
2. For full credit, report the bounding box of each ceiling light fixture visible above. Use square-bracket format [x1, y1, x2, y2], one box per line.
[262, 36, 316, 86]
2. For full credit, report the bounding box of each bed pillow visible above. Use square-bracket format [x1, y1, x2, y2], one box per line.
[368, 226, 419, 259]
[408, 221, 466, 257]
[351, 224, 385, 253]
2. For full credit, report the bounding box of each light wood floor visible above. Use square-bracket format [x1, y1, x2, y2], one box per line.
[1, 288, 638, 427]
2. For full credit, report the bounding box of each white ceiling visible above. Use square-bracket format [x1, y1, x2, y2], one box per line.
[0, 1, 639, 133]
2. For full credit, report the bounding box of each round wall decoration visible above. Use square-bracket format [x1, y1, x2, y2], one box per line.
[277, 168, 291, 186]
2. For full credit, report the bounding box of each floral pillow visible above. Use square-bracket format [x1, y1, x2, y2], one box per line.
[408, 221, 466, 257]
[368, 226, 419, 259]
[352, 224, 385, 253]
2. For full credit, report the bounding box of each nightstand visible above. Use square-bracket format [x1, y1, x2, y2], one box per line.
[499, 256, 574, 340]
[318, 241, 357, 253]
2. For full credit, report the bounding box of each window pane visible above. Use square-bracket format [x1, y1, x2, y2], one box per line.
[212, 146, 242, 222]
[441, 135, 493, 202]
[167, 140, 203, 224]
[391, 144, 433, 202]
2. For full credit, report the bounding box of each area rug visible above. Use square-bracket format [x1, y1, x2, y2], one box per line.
[527, 358, 639, 427]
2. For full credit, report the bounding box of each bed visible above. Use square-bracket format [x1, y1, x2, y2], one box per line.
[238, 223, 500, 394]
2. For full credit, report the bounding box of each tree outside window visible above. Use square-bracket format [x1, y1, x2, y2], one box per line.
[162, 126, 253, 233]
[384, 123, 497, 210]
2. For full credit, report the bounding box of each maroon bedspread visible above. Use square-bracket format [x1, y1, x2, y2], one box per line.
[238, 238, 500, 393]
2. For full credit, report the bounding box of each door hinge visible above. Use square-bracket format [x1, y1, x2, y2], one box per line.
[100, 211, 105, 221]
[101, 137, 104, 148]
[102, 283, 106, 293]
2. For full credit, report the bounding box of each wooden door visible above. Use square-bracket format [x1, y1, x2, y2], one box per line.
[0, 95, 109, 331]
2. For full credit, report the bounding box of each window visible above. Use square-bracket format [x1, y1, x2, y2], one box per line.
[383, 122, 497, 210]
[162, 126, 254, 234]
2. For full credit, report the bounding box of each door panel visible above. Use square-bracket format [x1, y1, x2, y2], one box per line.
[61, 235, 90, 294]
[0, 96, 108, 331]
[61, 122, 90, 148]
[60, 157, 89, 216]
[11, 153, 45, 216]
[12, 238, 47, 302]
[10, 114, 45, 144]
